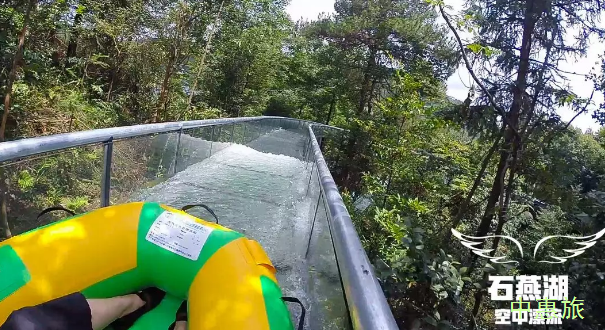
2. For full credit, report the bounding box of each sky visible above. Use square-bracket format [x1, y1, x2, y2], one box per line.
[286, 0, 335, 21]
[286, 0, 603, 131]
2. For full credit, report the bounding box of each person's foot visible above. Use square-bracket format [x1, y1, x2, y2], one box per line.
[110, 287, 166, 330]
[168, 300, 187, 330]
[118, 294, 146, 318]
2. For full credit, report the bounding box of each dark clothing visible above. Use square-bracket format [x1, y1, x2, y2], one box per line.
[1, 293, 92, 330]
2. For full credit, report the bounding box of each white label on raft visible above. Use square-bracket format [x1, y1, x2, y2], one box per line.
[145, 211, 214, 261]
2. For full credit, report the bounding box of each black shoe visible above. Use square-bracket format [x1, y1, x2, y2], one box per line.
[110, 287, 166, 330]
[168, 300, 188, 330]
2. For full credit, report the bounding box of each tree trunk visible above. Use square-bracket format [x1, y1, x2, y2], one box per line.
[471, 0, 537, 243]
[156, 52, 176, 122]
[183, 0, 225, 119]
[335, 47, 377, 190]
[471, 155, 518, 319]
[382, 117, 407, 207]
[446, 129, 504, 242]
[367, 77, 377, 115]
[472, 150, 509, 240]
[325, 89, 337, 125]
[66, 12, 83, 61]
[0, 0, 35, 239]
[157, 5, 192, 122]
[107, 70, 114, 102]
[357, 46, 377, 115]
[467, 5, 539, 324]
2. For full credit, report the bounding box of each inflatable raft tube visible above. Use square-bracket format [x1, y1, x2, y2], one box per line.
[0, 202, 295, 330]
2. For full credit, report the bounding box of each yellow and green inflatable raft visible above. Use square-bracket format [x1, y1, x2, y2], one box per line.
[0, 202, 295, 330]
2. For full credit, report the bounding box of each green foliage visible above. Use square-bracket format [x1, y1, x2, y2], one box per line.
[341, 73, 475, 327]
[3, 0, 605, 328]
[63, 196, 90, 212]
[371, 199, 464, 328]
[5, 147, 102, 233]
[17, 170, 35, 192]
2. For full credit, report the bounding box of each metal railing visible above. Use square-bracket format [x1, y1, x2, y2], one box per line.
[0, 116, 398, 330]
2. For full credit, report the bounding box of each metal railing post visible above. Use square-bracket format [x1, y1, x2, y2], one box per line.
[303, 137, 312, 167]
[305, 193, 322, 258]
[230, 124, 236, 143]
[172, 127, 183, 175]
[305, 161, 315, 197]
[100, 138, 113, 207]
[242, 123, 248, 144]
[209, 126, 216, 156]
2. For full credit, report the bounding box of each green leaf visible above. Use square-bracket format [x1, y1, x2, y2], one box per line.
[473, 283, 482, 289]
[424, 316, 438, 327]
[462, 277, 472, 282]
[438, 320, 452, 330]
[17, 170, 35, 192]
[483, 47, 494, 57]
[467, 43, 483, 54]
[76, 4, 86, 14]
[482, 267, 497, 273]
[434, 311, 441, 320]
[416, 245, 424, 250]
[459, 267, 468, 274]
[482, 263, 497, 273]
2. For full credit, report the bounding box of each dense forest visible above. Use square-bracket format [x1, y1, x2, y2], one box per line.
[3, 0, 605, 328]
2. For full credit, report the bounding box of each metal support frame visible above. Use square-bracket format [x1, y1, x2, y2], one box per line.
[306, 124, 398, 330]
[172, 128, 183, 175]
[0, 116, 393, 330]
[301, 137, 310, 164]
[216, 126, 223, 142]
[208, 126, 216, 156]
[306, 138, 312, 162]
[230, 124, 236, 143]
[242, 124, 248, 144]
[305, 193, 322, 258]
[305, 159, 315, 197]
[0, 116, 275, 163]
[100, 138, 113, 207]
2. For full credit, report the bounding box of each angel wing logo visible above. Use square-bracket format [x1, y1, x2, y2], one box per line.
[533, 228, 605, 264]
[451, 228, 605, 264]
[451, 229, 523, 264]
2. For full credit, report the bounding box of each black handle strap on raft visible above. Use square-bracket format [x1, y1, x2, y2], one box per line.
[181, 204, 219, 224]
[282, 297, 306, 330]
[37, 206, 76, 220]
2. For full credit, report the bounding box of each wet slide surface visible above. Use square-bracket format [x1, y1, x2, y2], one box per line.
[135, 129, 349, 329]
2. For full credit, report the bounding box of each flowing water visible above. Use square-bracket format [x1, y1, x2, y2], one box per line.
[134, 129, 350, 329]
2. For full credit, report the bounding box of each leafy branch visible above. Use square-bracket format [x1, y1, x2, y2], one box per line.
[438, 3, 521, 140]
